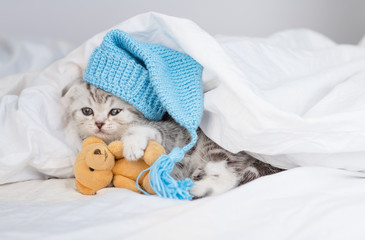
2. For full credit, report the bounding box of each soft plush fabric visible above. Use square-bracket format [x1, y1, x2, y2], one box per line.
[0, 36, 74, 78]
[1, 12, 365, 186]
[2, 12, 365, 240]
[2, 167, 365, 240]
[84, 30, 203, 199]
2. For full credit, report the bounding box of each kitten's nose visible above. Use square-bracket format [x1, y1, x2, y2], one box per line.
[95, 122, 105, 129]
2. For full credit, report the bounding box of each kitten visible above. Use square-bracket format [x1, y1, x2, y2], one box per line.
[62, 79, 282, 198]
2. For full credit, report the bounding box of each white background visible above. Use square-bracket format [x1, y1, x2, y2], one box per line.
[1, 0, 365, 45]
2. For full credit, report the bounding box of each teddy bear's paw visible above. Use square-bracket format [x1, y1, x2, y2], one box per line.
[122, 135, 148, 161]
[75, 180, 96, 195]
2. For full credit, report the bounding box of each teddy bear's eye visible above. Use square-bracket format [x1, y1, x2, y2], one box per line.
[89, 167, 94, 172]
[109, 108, 122, 116]
[81, 107, 93, 116]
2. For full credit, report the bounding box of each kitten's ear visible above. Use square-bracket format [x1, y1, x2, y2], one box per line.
[61, 80, 86, 106]
[62, 77, 84, 96]
[61, 83, 72, 98]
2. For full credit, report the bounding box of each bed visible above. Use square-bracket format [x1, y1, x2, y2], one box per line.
[1, 12, 365, 239]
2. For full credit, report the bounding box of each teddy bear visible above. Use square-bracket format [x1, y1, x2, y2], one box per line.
[74, 136, 123, 195]
[74, 136, 166, 195]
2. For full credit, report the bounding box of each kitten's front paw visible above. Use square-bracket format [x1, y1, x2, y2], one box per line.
[122, 135, 148, 161]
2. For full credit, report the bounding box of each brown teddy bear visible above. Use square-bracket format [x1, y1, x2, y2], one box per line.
[74, 136, 123, 195]
[74, 136, 166, 195]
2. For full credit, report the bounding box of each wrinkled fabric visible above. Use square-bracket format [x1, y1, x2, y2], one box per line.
[1, 12, 365, 185]
[1, 167, 365, 240]
[0, 36, 74, 77]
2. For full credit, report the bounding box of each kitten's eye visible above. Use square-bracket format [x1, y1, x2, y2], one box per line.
[109, 108, 122, 116]
[81, 107, 93, 116]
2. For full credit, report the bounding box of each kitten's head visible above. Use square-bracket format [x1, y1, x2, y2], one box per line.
[62, 80, 145, 144]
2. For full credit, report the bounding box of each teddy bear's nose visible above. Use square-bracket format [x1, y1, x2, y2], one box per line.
[94, 149, 101, 155]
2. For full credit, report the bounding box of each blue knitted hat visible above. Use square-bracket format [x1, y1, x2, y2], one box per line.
[84, 29, 203, 200]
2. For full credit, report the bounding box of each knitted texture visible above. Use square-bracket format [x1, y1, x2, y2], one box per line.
[84, 30, 203, 200]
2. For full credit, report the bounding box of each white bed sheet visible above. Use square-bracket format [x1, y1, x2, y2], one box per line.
[1, 167, 365, 240]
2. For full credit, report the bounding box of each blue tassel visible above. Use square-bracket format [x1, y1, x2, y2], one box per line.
[148, 148, 195, 200]
[135, 149, 195, 199]
[136, 130, 198, 200]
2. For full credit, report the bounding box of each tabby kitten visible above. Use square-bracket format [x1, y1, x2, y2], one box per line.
[62, 80, 281, 198]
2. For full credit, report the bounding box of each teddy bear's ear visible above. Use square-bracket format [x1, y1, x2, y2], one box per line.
[82, 136, 105, 148]
[108, 141, 124, 159]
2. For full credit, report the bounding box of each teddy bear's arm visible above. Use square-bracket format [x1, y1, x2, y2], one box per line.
[144, 141, 166, 166]
[113, 175, 141, 193]
[108, 141, 124, 159]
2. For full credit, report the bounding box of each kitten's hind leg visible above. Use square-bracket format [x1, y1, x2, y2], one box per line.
[189, 161, 239, 198]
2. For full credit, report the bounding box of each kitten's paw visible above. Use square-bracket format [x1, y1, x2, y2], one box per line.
[190, 180, 212, 198]
[191, 167, 206, 181]
[190, 168, 210, 197]
[190, 162, 239, 198]
[122, 135, 148, 161]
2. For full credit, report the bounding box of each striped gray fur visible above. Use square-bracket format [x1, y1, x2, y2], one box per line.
[62, 80, 282, 198]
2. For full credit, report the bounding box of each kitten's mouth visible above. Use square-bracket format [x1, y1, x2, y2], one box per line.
[95, 129, 108, 135]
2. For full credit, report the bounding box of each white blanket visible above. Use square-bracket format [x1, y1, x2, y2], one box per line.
[0, 36, 75, 78]
[2, 12, 365, 185]
[2, 12, 365, 240]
